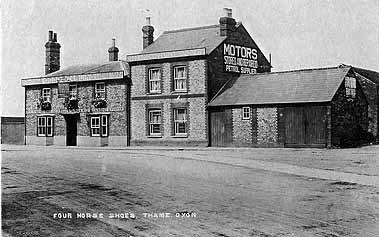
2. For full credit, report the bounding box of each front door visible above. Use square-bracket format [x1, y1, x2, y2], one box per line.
[66, 115, 77, 146]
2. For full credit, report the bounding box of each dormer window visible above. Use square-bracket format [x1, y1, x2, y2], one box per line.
[345, 77, 356, 98]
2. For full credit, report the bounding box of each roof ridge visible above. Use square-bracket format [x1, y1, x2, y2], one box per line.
[163, 24, 219, 34]
[241, 65, 349, 77]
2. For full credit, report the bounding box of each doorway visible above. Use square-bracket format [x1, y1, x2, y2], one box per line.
[65, 114, 78, 146]
[209, 107, 233, 146]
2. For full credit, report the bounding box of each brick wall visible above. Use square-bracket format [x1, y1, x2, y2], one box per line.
[331, 76, 369, 147]
[130, 59, 207, 145]
[256, 107, 278, 144]
[25, 79, 127, 145]
[232, 107, 252, 145]
[207, 25, 271, 100]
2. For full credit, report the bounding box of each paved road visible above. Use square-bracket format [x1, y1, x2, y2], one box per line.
[2, 145, 379, 236]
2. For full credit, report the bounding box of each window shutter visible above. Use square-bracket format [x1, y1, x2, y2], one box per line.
[170, 64, 174, 92]
[169, 103, 175, 136]
[145, 66, 149, 94]
[160, 103, 164, 136]
[145, 104, 149, 136]
[104, 82, 107, 100]
[185, 105, 189, 135]
[160, 67, 163, 94]
[186, 64, 189, 92]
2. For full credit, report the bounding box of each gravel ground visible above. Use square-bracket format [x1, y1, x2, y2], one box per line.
[2, 145, 379, 236]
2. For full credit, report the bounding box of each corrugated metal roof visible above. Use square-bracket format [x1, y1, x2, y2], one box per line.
[44, 60, 129, 77]
[140, 25, 226, 54]
[208, 66, 351, 106]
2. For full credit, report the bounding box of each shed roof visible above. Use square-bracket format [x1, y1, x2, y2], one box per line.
[208, 66, 351, 106]
[44, 60, 129, 77]
[140, 25, 227, 54]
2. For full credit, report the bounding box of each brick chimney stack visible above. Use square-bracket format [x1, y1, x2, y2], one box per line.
[142, 17, 154, 49]
[108, 38, 119, 61]
[219, 8, 236, 37]
[45, 30, 61, 75]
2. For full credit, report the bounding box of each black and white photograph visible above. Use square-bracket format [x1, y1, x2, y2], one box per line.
[1, 0, 379, 236]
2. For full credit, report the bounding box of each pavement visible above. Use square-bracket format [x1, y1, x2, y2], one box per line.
[3, 144, 379, 187]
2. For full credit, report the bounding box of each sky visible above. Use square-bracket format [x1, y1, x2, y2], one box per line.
[1, 0, 379, 116]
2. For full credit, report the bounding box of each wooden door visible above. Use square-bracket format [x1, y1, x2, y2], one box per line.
[304, 106, 327, 144]
[285, 107, 305, 144]
[210, 108, 233, 146]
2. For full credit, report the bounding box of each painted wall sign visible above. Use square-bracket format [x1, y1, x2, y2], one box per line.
[223, 43, 258, 74]
[21, 71, 124, 86]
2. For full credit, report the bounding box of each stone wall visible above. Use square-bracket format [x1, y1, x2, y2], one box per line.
[256, 107, 278, 144]
[232, 107, 252, 145]
[25, 79, 127, 146]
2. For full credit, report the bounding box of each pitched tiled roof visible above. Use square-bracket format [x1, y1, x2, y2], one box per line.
[352, 67, 379, 84]
[140, 25, 227, 54]
[208, 66, 351, 106]
[45, 60, 129, 77]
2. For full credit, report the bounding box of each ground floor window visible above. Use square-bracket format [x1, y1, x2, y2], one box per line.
[149, 109, 162, 136]
[173, 108, 187, 135]
[242, 107, 251, 120]
[37, 116, 54, 136]
[91, 115, 108, 136]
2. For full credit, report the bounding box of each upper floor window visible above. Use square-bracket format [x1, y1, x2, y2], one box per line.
[42, 88, 51, 102]
[148, 68, 161, 93]
[69, 84, 77, 99]
[91, 115, 108, 137]
[174, 66, 187, 91]
[37, 116, 53, 137]
[173, 108, 187, 135]
[242, 107, 251, 120]
[345, 77, 356, 98]
[95, 83, 105, 99]
[149, 109, 162, 136]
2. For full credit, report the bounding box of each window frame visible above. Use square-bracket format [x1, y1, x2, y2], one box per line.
[345, 77, 356, 99]
[95, 82, 105, 99]
[37, 116, 54, 137]
[242, 107, 251, 120]
[69, 84, 78, 99]
[173, 66, 187, 92]
[173, 108, 187, 136]
[42, 88, 51, 102]
[148, 68, 161, 93]
[90, 115, 108, 137]
[148, 109, 162, 136]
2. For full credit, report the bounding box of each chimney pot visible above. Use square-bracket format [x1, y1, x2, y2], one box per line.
[112, 38, 116, 47]
[49, 31, 53, 41]
[145, 16, 151, 26]
[53, 33, 57, 42]
[223, 8, 232, 17]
